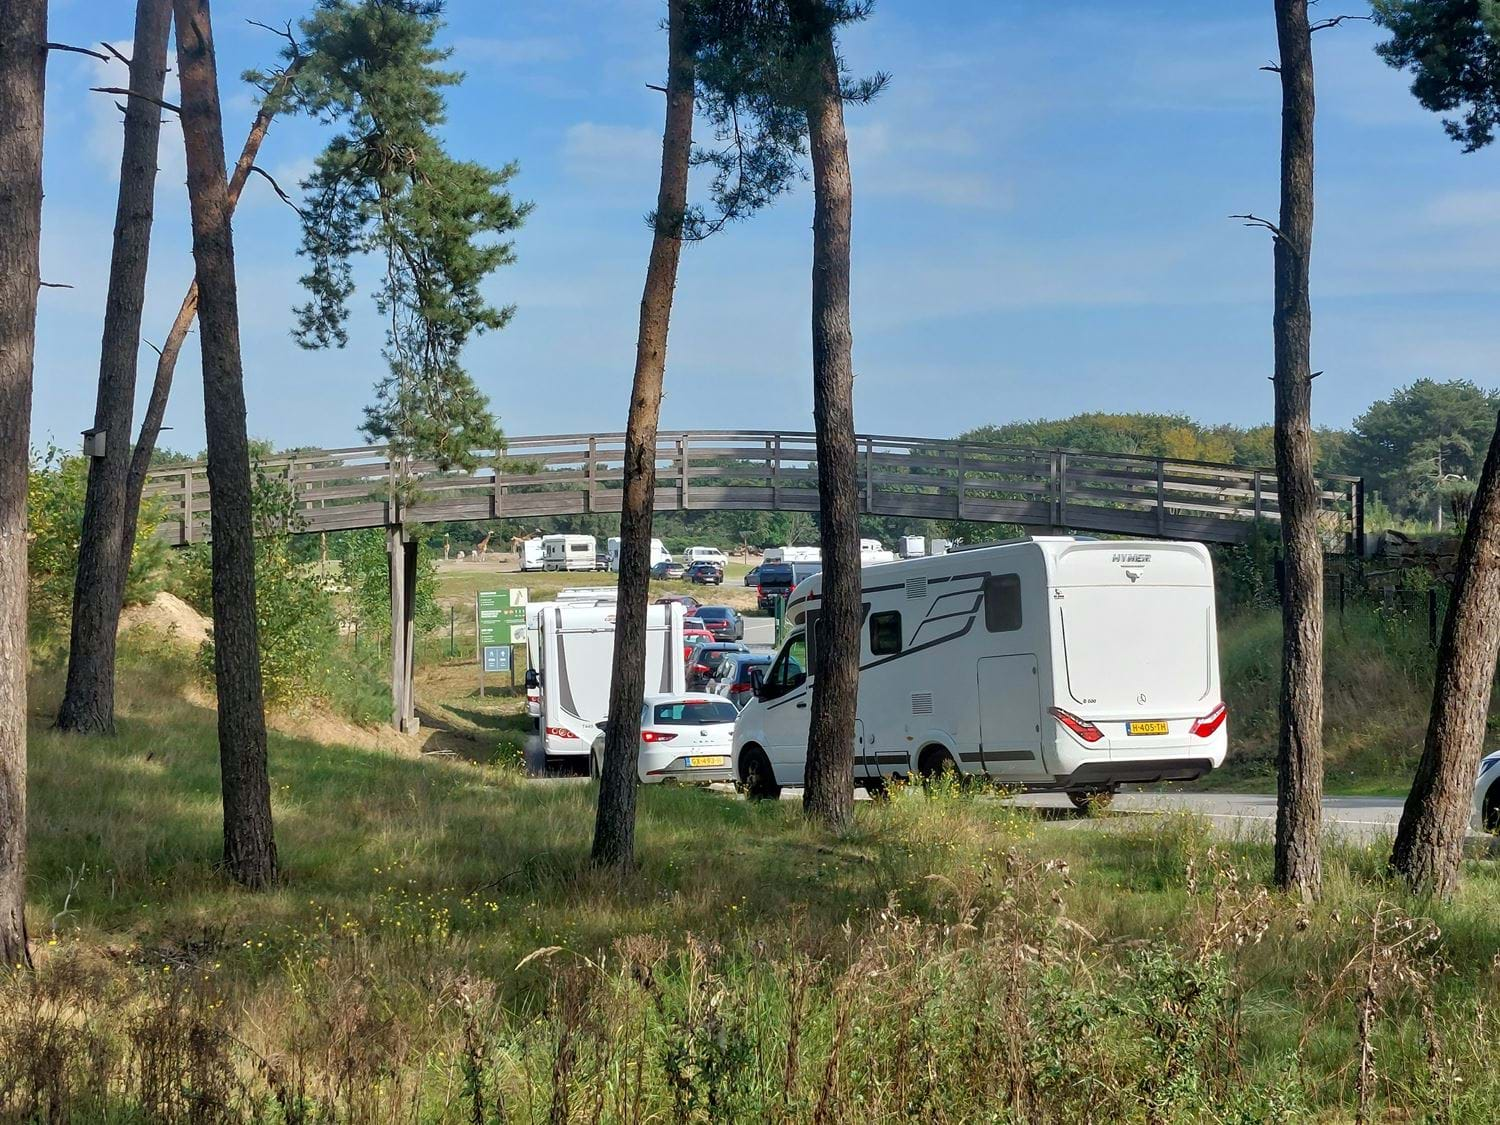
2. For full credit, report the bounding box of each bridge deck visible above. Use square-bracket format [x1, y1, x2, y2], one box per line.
[143, 429, 1364, 551]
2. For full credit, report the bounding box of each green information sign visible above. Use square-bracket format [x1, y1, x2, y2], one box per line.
[477, 589, 528, 647]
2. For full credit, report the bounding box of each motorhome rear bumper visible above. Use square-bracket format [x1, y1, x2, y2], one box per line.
[1062, 758, 1214, 786]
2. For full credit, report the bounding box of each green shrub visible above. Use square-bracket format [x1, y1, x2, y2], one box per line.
[332, 527, 441, 643]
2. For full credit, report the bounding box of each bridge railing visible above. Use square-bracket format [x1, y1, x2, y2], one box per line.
[142, 430, 1364, 550]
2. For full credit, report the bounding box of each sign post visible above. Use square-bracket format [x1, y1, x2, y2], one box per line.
[477, 588, 527, 697]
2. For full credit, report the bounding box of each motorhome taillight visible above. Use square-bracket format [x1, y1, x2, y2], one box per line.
[641, 730, 677, 743]
[545, 726, 579, 740]
[1049, 707, 1104, 744]
[1190, 703, 1227, 739]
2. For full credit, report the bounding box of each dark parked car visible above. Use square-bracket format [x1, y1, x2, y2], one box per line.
[710, 651, 774, 709]
[743, 565, 761, 588]
[651, 560, 685, 580]
[654, 593, 702, 613]
[686, 641, 750, 689]
[694, 605, 743, 641]
[686, 561, 724, 585]
[756, 561, 822, 612]
[594, 552, 610, 571]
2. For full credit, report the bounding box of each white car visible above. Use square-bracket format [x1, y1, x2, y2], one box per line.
[589, 693, 739, 784]
[1475, 750, 1500, 832]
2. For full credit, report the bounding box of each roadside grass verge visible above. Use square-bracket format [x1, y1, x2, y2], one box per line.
[9, 660, 1499, 1120]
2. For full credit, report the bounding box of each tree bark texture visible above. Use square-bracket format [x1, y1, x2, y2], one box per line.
[57, 0, 173, 735]
[799, 11, 860, 833]
[592, 0, 694, 869]
[1269, 0, 1324, 900]
[0, 0, 46, 970]
[174, 0, 278, 889]
[118, 55, 303, 584]
[1390, 413, 1500, 898]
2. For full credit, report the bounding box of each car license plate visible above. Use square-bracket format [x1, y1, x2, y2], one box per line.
[1127, 721, 1169, 736]
[688, 755, 726, 767]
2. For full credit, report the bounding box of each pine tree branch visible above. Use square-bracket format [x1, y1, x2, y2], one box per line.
[1230, 212, 1286, 242]
[249, 164, 305, 215]
[45, 42, 116, 64]
[1310, 15, 1371, 33]
[91, 87, 181, 113]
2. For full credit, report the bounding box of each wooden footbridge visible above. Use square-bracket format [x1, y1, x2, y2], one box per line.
[145, 428, 1364, 549]
[144, 429, 1363, 731]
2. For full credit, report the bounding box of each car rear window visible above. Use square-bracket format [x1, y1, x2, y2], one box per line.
[697, 607, 730, 620]
[653, 700, 739, 725]
[760, 564, 794, 585]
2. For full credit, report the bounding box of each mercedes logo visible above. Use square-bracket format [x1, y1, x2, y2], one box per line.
[1136, 692, 1147, 705]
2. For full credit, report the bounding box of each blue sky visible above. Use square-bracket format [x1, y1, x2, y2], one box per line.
[32, 0, 1500, 456]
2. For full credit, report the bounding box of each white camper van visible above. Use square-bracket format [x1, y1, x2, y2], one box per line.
[731, 537, 1227, 807]
[684, 546, 728, 567]
[532, 602, 686, 758]
[860, 539, 897, 565]
[542, 534, 597, 572]
[518, 538, 546, 572]
[524, 596, 619, 726]
[607, 536, 672, 572]
[763, 546, 821, 564]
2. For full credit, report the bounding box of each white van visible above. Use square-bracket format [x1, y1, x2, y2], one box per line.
[897, 535, 926, 558]
[607, 536, 672, 572]
[860, 540, 897, 565]
[533, 602, 686, 758]
[684, 546, 728, 567]
[542, 534, 596, 572]
[518, 538, 546, 572]
[731, 537, 1227, 806]
[763, 546, 821, 564]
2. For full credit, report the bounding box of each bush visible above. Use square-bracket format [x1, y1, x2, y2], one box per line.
[26, 445, 167, 630]
[332, 527, 441, 644]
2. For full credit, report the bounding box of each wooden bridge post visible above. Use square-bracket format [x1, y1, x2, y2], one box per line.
[679, 435, 691, 510]
[1155, 459, 1166, 535]
[864, 436, 874, 514]
[1054, 451, 1069, 530]
[956, 447, 966, 520]
[182, 467, 194, 545]
[771, 435, 781, 508]
[388, 524, 417, 733]
[585, 436, 597, 513]
[1253, 470, 1264, 524]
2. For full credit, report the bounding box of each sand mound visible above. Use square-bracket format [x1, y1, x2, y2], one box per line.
[119, 591, 211, 647]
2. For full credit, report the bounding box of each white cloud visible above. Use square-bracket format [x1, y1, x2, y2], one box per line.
[561, 121, 660, 180]
[1423, 190, 1500, 227]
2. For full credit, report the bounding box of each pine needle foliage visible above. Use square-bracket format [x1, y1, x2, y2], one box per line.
[251, 0, 531, 471]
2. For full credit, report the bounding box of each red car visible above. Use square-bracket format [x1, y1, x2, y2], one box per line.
[682, 617, 714, 659]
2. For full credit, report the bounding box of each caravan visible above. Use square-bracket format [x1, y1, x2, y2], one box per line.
[542, 534, 597, 572]
[607, 536, 672, 571]
[532, 602, 686, 759]
[763, 546, 820, 564]
[518, 538, 546, 573]
[731, 537, 1227, 807]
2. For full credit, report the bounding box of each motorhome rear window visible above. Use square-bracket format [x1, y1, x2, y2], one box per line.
[983, 574, 1023, 632]
[654, 700, 738, 725]
[870, 611, 902, 655]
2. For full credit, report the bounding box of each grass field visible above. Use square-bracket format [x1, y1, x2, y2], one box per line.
[8, 633, 1500, 1121]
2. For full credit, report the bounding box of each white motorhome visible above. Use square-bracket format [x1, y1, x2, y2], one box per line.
[518, 538, 546, 572]
[542, 534, 597, 572]
[860, 540, 897, 565]
[524, 597, 617, 725]
[533, 602, 686, 758]
[606, 536, 671, 571]
[684, 546, 728, 567]
[731, 537, 1227, 807]
[763, 546, 821, 564]
[556, 586, 618, 603]
[897, 535, 926, 558]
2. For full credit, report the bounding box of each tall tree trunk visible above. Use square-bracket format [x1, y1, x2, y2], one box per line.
[0, 0, 46, 971]
[173, 0, 278, 889]
[1391, 413, 1500, 898]
[118, 56, 304, 587]
[798, 6, 860, 833]
[592, 0, 694, 869]
[1271, 0, 1324, 899]
[56, 0, 173, 735]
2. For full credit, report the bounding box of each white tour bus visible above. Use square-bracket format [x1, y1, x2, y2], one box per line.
[606, 536, 672, 572]
[542, 534, 597, 572]
[518, 538, 546, 572]
[731, 537, 1227, 807]
[531, 602, 686, 758]
[684, 546, 728, 567]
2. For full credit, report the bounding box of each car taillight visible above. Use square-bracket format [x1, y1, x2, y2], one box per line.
[1049, 707, 1104, 744]
[1190, 703, 1227, 738]
[693, 664, 710, 675]
[642, 730, 677, 743]
[730, 682, 750, 693]
[546, 726, 579, 740]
